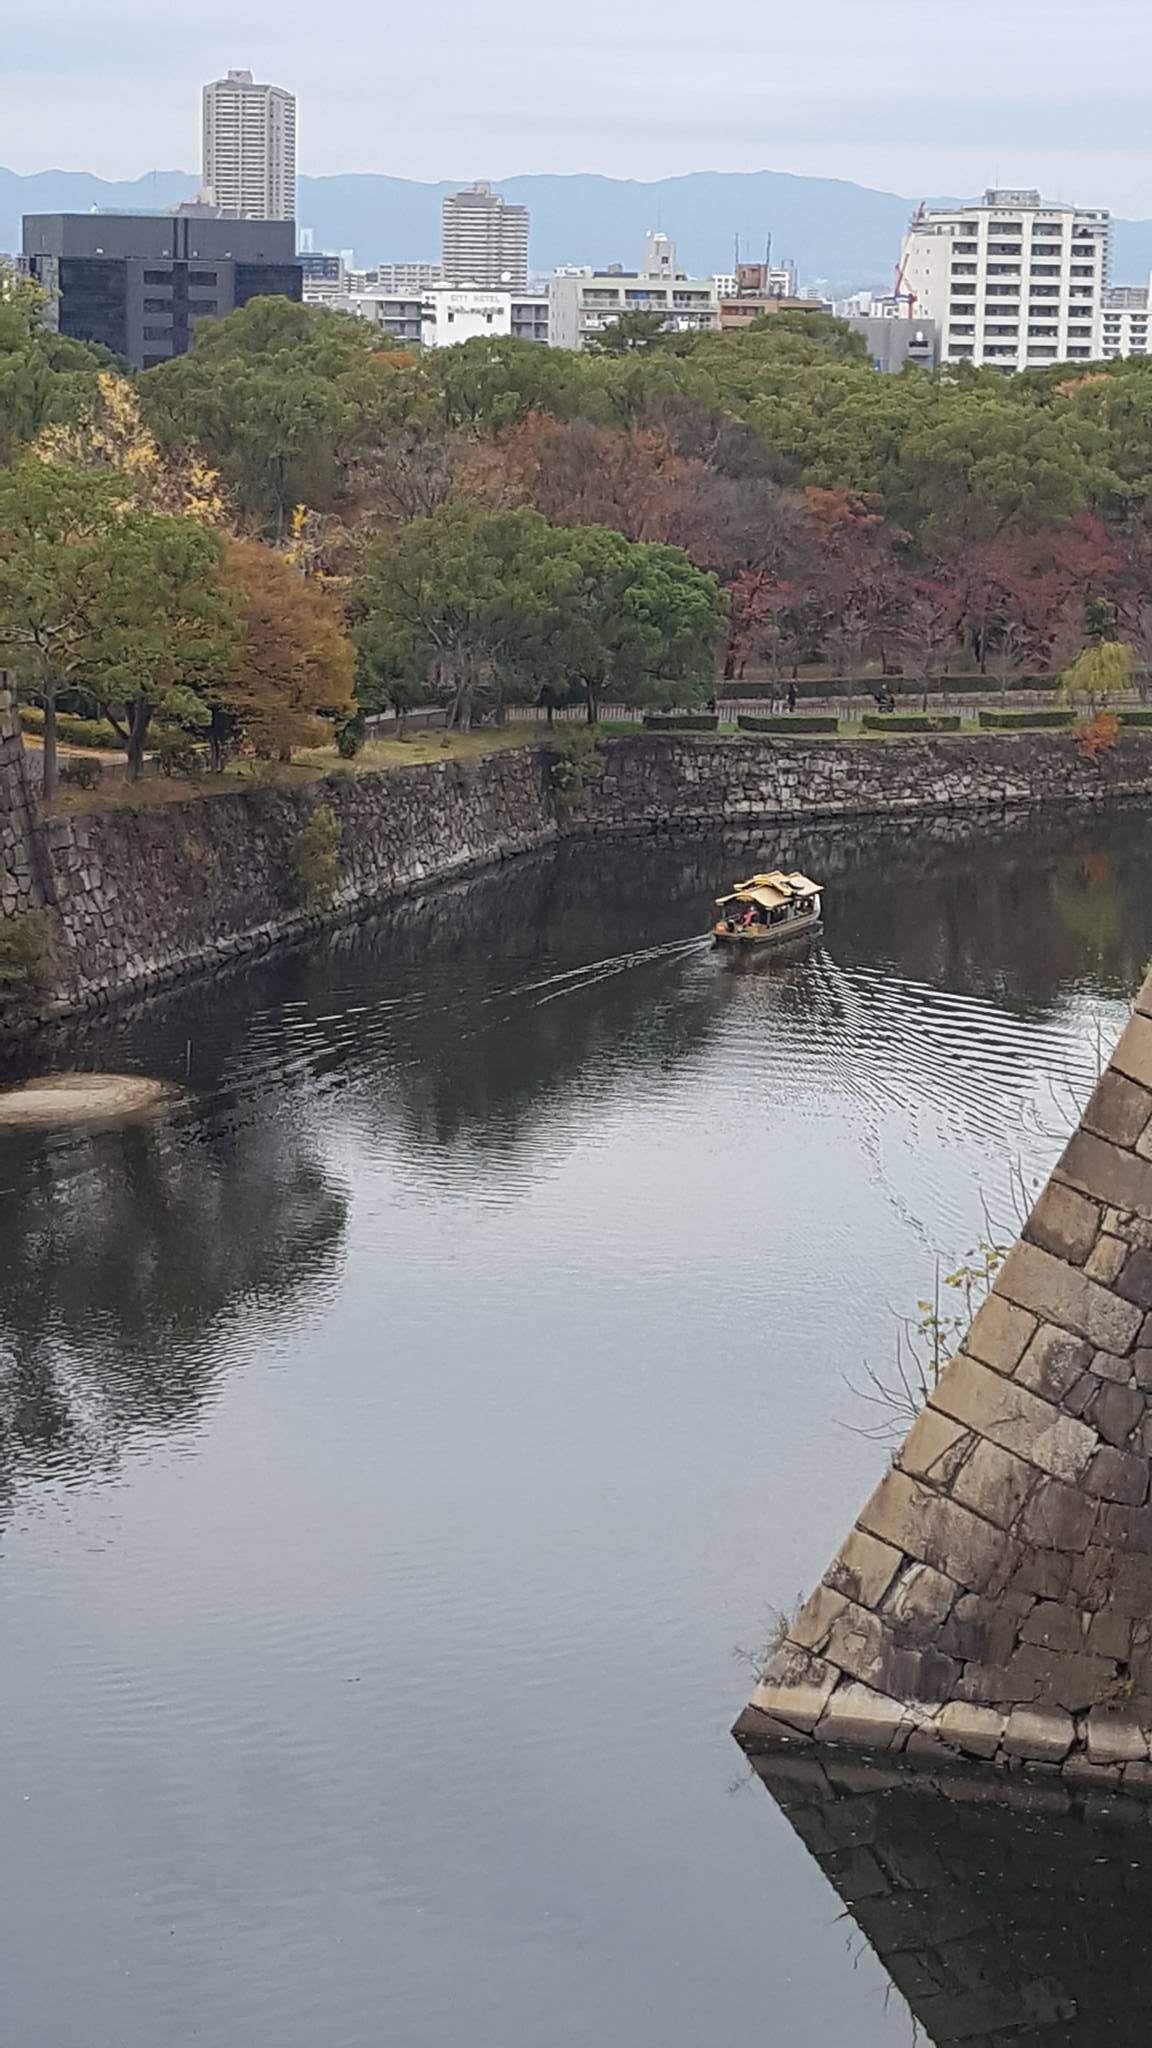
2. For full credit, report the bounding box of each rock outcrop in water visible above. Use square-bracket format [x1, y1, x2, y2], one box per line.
[735, 967, 1152, 1790]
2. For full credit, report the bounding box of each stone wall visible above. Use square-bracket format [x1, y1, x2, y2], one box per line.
[7, 724, 1152, 1015]
[735, 967, 1152, 1793]
[0, 681, 49, 917]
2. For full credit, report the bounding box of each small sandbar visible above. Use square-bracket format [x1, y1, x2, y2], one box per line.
[0, 1073, 171, 1126]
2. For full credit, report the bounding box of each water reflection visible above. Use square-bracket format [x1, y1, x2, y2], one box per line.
[0, 1112, 347, 1508]
[751, 1746, 1152, 2046]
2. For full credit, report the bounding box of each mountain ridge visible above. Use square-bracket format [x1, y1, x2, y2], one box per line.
[4, 166, 1151, 295]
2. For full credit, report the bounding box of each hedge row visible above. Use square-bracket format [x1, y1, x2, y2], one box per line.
[19, 705, 123, 750]
[724, 673, 1062, 700]
[642, 714, 719, 732]
[737, 714, 840, 734]
[861, 713, 961, 733]
[978, 709, 1075, 730]
[1119, 709, 1152, 726]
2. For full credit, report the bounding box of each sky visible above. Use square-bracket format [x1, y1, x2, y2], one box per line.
[5, 0, 1151, 212]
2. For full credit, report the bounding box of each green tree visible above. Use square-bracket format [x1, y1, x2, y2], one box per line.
[86, 514, 239, 777]
[587, 310, 674, 356]
[140, 297, 417, 533]
[526, 523, 728, 723]
[0, 464, 127, 796]
[0, 263, 110, 464]
[1060, 639, 1132, 714]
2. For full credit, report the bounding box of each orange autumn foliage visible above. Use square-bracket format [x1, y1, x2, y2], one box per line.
[217, 539, 355, 753]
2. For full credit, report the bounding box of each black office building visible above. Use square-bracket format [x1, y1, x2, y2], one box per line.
[21, 214, 302, 370]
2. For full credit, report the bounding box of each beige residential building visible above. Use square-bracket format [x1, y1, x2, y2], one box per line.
[441, 183, 529, 290]
[202, 69, 297, 221]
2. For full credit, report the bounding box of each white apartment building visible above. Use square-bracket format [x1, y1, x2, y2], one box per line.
[349, 282, 549, 348]
[372, 261, 443, 294]
[1100, 284, 1151, 360]
[202, 70, 297, 220]
[549, 235, 719, 350]
[441, 184, 529, 291]
[899, 189, 1108, 372]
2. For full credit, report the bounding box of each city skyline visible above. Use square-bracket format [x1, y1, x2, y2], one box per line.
[6, 0, 1152, 214]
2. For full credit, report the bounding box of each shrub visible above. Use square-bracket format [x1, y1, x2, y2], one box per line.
[861, 714, 961, 733]
[1120, 709, 1152, 727]
[156, 739, 208, 780]
[59, 758, 102, 790]
[0, 910, 58, 1007]
[738, 714, 839, 733]
[548, 729, 603, 793]
[336, 715, 366, 759]
[19, 706, 123, 750]
[642, 713, 719, 732]
[290, 802, 340, 912]
[978, 709, 1075, 730]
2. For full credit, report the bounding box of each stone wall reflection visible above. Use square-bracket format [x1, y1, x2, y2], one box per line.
[752, 1747, 1152, 2045]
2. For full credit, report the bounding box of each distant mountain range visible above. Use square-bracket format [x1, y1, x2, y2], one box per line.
[5, 166, 1152, 296]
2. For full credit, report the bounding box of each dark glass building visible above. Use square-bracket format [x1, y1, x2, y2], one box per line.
[21, 214, 302, 370]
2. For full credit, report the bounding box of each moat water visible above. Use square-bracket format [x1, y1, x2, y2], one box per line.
[2, 807, 1151, 2047]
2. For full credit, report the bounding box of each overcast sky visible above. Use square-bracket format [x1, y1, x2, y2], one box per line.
[6, 0, 1149, 210]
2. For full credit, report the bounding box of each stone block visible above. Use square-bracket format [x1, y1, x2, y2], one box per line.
[1020, 1600, 1091, 1654]
[824, 1528, 904, 1610]
[949, 1437, 1037, 1528]
[750, 1647, 840, 1733]
[939, 1591, 1027, 1666]
[1086, 1234, 1130, 1285]
[1002, 1705, 1075, 1762]
[1111, 1014, 1152, 1092]
[929, 1351, 1098, 1483]
[1098, 1500, 1152, 1552]
[897, 1408, 971, 1483]
[815, 1680, 909, 1751]
[789, 1584, 848, 1655]
[934, 1701, 1005, 1759]
[1085, 1708, 1149, 1765]
[881, 1561, 959, 1637]
[1086, 1609, 1133, 1660]
[964, 1294, 1037, 1375]
[1082, 1070, 1152, 1151]
[857, 1467, 1018, 1596]
[1133, 1349, 1152, 1390]
[1024, 1179, 1102, 1265]
[1085, 1378, 1147, 1449]
[1090, 1345, 1135, 1384]
[1137, 979, 1152, 1021]
[1117, 1249, 1152, 1310]
[996, 1239, 1144, 1356]
[1084, 1445, 1150, 1505]
[1003, 1641, 1118, 1711]
[1057, 1132, 1152, 1228]
[1014, 1324, 1093, 1402]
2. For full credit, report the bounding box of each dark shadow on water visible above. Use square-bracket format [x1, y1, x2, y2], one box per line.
[751, 1745, 1152, 2046]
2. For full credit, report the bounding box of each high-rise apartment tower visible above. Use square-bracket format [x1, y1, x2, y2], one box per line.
[202, 69, 297, 221]
[441, 183, 529, 290]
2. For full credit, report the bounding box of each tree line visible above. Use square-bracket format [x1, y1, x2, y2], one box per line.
[4, 268, 1152, 791]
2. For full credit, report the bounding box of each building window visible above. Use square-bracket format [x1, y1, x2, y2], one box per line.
[1031, 265, 1061, 277]
[191, 304, 219, 318]
[949, 323, 975, 336]
[1027, 345, 1058, 357]
[142, 326, 171, 341]
[142, 298, 170, 314]
[1066, 347, 1092, 358]
[1071, 265, 1096, 277]
[987, 264, 1020, 276]
[987, 242, 1022, 255]
[143, 270, 171, 285]
[1067, 325, 1093, 337]
[188, 270, 218, 286]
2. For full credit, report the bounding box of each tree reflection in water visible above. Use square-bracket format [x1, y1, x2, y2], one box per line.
[0, 1112, 348, 1510]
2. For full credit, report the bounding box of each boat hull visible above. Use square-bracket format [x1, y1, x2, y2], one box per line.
[712, 919, 823, 950]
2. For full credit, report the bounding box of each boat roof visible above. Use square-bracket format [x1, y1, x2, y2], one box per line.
[715, 870, 822, 909]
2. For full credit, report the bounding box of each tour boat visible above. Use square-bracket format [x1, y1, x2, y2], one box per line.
[712, 870, 824, 948]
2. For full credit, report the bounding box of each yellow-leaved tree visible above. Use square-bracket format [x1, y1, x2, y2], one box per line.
[33, 370, 227, 525]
